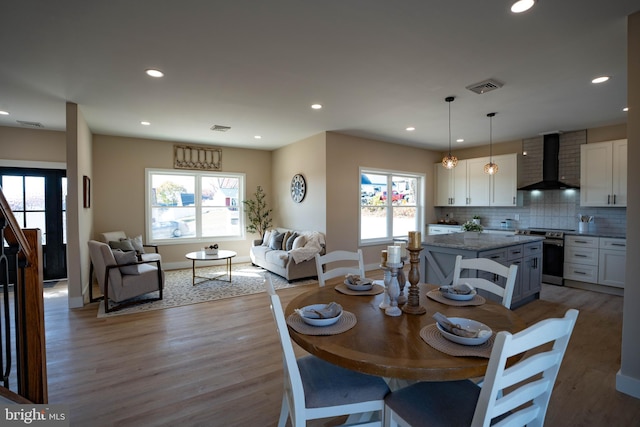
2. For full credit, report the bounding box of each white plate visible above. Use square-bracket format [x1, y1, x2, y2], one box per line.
[441, 289, 477, 301]
[344, 278, 373, 291]
[299, 304, 343, 326]
[436, 317, 492, 345]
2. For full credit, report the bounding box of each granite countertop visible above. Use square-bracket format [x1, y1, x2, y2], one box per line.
[423, 232, 544, 251]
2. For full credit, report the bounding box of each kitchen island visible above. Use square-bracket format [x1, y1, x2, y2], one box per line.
[422, 233, 544, 308]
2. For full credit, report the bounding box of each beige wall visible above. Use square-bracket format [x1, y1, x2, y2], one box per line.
[587, 123, 627, 143]
[443, 139, 523, 160]
[272, 133, 327, 232]
[618, 10, 640, 398]
[66, 103, 93, 308]
[92, 134, 272, 268]
[0, 126, 66, 164]
[325, 132, 441, 266]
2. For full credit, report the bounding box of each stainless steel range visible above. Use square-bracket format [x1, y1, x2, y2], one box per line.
[515, 228, 573, 286]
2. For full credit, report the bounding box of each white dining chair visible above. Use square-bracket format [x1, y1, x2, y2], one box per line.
[264, 276, 389, 427]
[452, 255, 518, 308]
[384, 308, 579, 427]
[315, 249, 365, 287]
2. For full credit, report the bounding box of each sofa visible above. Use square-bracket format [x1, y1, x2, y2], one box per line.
[250, 228, 326, 282]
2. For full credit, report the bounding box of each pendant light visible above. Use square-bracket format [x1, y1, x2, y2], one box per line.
[441, 96, 458, 169]
[484, 112, 499, 175]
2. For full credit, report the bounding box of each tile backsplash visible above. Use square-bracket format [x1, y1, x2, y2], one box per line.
[434, 189, 626, 236]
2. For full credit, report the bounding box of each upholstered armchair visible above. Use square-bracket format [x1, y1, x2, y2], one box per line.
[88, 240, 163, 313]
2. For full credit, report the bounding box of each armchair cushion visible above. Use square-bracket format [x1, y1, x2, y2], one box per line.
[109, 239, 136, 252]
[112, 250, 142, 275]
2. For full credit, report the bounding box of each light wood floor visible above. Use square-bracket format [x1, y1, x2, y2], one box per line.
[41, 278, 640, 426]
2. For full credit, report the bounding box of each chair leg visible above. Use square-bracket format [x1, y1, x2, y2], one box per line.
[278, 395, 289, 427]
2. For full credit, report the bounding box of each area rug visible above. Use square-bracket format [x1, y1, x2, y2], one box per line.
[96, 263, 316, 318]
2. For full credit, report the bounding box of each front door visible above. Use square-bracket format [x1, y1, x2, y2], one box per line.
[0, 168, 67, 281]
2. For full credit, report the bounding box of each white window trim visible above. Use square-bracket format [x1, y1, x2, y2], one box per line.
[359, 166, 425, 246]
[145, 168, 246, 245]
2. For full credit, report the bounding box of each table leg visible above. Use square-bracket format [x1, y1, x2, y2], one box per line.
[192, 259, 196, 286]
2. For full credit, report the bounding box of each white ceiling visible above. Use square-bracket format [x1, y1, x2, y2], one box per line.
[0, 1, 637, 151]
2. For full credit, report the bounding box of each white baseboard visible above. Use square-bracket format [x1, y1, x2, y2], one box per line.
[616, 369, 640, 398]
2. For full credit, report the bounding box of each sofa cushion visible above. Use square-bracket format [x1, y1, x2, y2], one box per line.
[265, 250, 288, 268]
[269, 231, 285, 250]
[292, 235, 306, 250]
[285, 232, 298, 251]
[251, 245, 271, 262]
[281, 231, 292, 250]
[262, 230, 273, 246]
[112, 250, 142, 275]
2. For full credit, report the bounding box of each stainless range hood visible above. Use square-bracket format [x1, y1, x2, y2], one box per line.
[518, 133, 579, 191]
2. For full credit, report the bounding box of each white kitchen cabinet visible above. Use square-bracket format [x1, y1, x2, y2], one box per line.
[490, 153, 518, 206]
[580, 139, 627, 207]
[598, 238, 626, 288]
[434, 156, 493, 206]
[564, 235, 599, 284]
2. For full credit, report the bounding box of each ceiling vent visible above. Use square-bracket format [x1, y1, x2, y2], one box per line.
[17, 120, 44, 128]
[465, 79, 504, 95]
[210, 125, 231, 132]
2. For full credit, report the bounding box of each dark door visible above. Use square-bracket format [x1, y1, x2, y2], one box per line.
[0, 168, 67, 281]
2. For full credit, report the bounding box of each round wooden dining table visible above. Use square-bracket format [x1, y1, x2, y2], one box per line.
[285, 282, 527, 382]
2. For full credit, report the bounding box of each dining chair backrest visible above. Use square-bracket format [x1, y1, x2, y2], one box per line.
[473, 308, 579, 426]
[453, 255, 518, 308]
[315, 249, 365, 287]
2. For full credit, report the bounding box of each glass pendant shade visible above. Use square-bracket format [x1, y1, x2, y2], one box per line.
[484, 162, 498, 175]
[484, 112, 498, 175]
[442, 155, 458, 169]
[441, 96, 458, 169]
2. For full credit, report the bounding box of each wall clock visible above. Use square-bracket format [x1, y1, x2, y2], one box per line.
[290, 174, 306, 203]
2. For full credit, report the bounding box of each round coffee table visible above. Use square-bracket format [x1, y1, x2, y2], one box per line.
[185, 250, 237, 286]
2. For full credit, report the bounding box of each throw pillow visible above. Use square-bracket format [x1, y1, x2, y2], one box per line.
[269, 231, 285, 250]
[109, 239, 135, 252]
[127, 235, 146, 254]
[112, 249, 142, 275]
[262, 230, 272, 246]
[285, 232, 298, 251]
[281, 231, 292, 250]
[292, 235, 306, 250]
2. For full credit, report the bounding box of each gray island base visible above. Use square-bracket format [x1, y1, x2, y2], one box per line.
[422, 233, 544, 309]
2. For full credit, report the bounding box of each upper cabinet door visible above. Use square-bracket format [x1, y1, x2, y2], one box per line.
[580, 140, 626, 207]
[466, 157, 490, 206]
[435, 164, 453, 206]
[490, 153, 518, 206]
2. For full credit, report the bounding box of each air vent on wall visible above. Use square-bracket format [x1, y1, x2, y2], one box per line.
[465, 79, 504, 95]
[17, 120, 44, 128]
[210, 124, 231, 132]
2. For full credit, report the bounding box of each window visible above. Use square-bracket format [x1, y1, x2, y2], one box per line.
[359, 168, 424, 244]
[146, 169, 245, 243]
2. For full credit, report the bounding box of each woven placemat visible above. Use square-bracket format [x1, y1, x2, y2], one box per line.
[335, 283, 385, 296]
[287, 311, 357, 335]
[420, 323, 495, 358]
[426, 290, 486, 306]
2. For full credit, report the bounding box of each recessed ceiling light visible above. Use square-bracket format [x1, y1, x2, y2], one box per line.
[145, 69, 164, 78]
[254, 135, 262, 139]
[456, 138, 464, 143]
[406, 127, 415, 131]
[623, 107, 629, 112]
[591, 76, 610, 84]
[511, 0, 536, 13]
[0, 110, 9, 115]
[311, 104, 322, 110]
[141, 121, 151, 126]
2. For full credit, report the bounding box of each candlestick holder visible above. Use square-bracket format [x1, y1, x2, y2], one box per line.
[402, 247, 426, 315]
[384, 262, 403, 316]
[378, 264, 391, 310]
[397, 257, 408, 304]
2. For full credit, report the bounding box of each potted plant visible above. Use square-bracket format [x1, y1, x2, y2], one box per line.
[243, 185, 273, 240]
[461, 220, 483, 238]
[204, 244, 219, 255]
